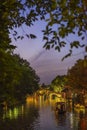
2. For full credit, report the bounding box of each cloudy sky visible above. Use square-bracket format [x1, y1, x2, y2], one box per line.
[12, 21, 85, 84]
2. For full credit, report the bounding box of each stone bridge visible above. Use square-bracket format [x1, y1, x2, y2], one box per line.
[35, 88, 66, 102]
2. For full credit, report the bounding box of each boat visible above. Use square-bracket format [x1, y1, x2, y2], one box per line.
[55, 102, 66, 114]
[57, 109, 66, 114]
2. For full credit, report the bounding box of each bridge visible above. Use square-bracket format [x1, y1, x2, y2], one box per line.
[34, 88, 66, 102]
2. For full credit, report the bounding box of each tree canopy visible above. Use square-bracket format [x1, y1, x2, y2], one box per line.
[1, 0, 87, 105]
[42, 0, 87, 52]
[0, 53, 40, 106]
[67, 58, 87, 91]
[50, 75, 68, 92]
[0, 0, 87, 60]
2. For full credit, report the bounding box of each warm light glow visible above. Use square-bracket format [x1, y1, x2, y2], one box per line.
[3, 107, 19, 120]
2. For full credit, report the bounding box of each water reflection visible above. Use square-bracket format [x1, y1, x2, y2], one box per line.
[77, 111, 87, 130]
[55, 112, 66, 126]
[2, 105, 24, 120]
[0, 95, 87, 130]
[0, 98, 39, 130]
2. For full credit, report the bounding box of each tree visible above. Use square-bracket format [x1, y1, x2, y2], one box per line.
[0, 52, 22, 105]
[41, 0, 87, 59]
[51, 75, 68, 92]
[1, 0, 87, 59]
[1, 0, 42, 106]
[0, 53, 40, 106]
[11, 54, 40, 102]
[67, 58, 87, 90]
[67, 58, 87, 104]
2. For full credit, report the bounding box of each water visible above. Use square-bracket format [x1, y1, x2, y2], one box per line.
[0, 96, 87, 130]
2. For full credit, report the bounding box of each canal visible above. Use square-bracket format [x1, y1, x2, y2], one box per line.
[0, 95, 87, 130]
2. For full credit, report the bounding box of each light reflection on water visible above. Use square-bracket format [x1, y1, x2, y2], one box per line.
[0, 96, 87, 130]
[2, 105, 24, 120]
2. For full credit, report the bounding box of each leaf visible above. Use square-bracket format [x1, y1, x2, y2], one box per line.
[21, 36, 24, 40]
[43, 36, 48, 41]
[26, 34, 30, 38]
[60, 41, 66, 47]
[80, 44, 85, 47]
[70, 41, 80, 48]
[78, 31, 82, 36]
[17, 36, 20, 39]
[9, 45, 16, 49]
[81, 36, 85, 40]
[62, 50, 72, 61]
[51, 44, 54, 48]
[62, 53, 71, 61]
[30, 34, 36, 39]
[46, 45, 50, 50]
[85, 46, 87, 52]
[55, 46, 60, 52]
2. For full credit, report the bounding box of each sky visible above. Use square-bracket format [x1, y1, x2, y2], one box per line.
[12, 20, 85, 84]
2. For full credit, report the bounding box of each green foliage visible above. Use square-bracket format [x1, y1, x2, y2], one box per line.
[0, 53, 40, 106]
[41, 0, 87, 59]
[50, 75, 68, 92]
[0, 0, 42, 106]
[1, 0, 87, 105]
[67, 59, 87, 90]
[1, 0, 87, 60]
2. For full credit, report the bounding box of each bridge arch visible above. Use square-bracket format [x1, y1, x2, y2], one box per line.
[34, 89, 66, 102]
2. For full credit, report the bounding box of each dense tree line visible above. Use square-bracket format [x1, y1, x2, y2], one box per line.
[50, 58, 87, 93]
[0, 53, 40, 106]
[1, 0, 87, 106]
[67, 58, 87, 104]
[67, 58, 87, 91]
